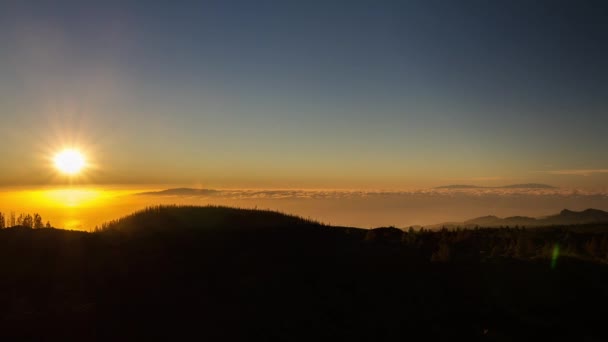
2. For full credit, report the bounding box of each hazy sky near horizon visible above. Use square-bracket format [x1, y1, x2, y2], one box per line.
[1, 186, 608, 230]
[1, 1, 607, 189]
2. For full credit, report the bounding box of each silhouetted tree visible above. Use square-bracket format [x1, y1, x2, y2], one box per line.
[45, 221, 52, 229]
[564, 240, 579, 256]
[585, 237, 600, 258]
[364, 230, 377, 241]
[22, 214, 33, 228]
[33, 214, 43, 229]
[9, 212, 15, 227]
[431, 240, 451, 262]
[514, 236, 534, 258]
[402, 229, 417, 245]
[600, 235, 608, 248]
[490, 244, 504, 257]
[0, 212, 4, 229]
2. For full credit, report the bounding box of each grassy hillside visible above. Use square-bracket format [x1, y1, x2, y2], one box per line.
[1, 206, 608, 340]
[97, 205, 326, 232]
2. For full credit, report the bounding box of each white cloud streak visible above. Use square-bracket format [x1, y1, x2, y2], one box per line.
[139, 187, 608, 200]
[540, 169, 608, 176]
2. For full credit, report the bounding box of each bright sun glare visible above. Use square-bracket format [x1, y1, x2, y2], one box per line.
[54, 149, 86, 175]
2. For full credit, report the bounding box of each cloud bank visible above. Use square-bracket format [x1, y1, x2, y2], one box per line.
[136, 187, 608, 228]
[139, 186, 608, 201]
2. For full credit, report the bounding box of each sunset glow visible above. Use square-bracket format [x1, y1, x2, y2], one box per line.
[0, 2, 607, 339]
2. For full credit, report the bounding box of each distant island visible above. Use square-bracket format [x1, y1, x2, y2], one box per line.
[436, 183, 556, 189]
[433, 208, 608, 228]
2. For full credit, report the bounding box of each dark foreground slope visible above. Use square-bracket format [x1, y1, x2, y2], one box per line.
[1, 206, 608, 341]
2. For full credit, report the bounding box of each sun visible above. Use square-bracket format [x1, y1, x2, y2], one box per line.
[54, 149, 86, 175]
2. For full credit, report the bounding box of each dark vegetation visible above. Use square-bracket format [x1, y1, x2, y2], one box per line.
[0, 211, 51, 229]
[1, 205, 608, 340]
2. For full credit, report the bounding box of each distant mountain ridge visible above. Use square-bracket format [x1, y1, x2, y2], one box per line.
[434, 208, 608, 228]
[436, 183, 555, 189]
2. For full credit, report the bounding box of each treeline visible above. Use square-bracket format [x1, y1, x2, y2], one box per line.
[0, 212, 51, 229]
[364, 225, 608, 264]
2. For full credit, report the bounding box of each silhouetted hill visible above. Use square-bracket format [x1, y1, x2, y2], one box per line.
[435, 208, 608, 228]
[547, 208, 608, 225]
[98, 205, 325, 234]
[3, 205, 608, 340]
[436, 183, 555, 189]
[464, 215, 501, 226]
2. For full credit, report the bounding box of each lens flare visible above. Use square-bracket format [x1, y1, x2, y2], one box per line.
[551, 244, 560, 269]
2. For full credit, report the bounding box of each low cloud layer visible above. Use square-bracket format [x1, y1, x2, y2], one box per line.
[139, 187, 608, 200]
[540, 169, 608, 176]
[137, 187, 608, 228]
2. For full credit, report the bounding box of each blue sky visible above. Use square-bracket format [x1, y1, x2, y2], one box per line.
[0, 0, 607, 188]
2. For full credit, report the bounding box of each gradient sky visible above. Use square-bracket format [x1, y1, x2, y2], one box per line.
[1, 0, 607, 189]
